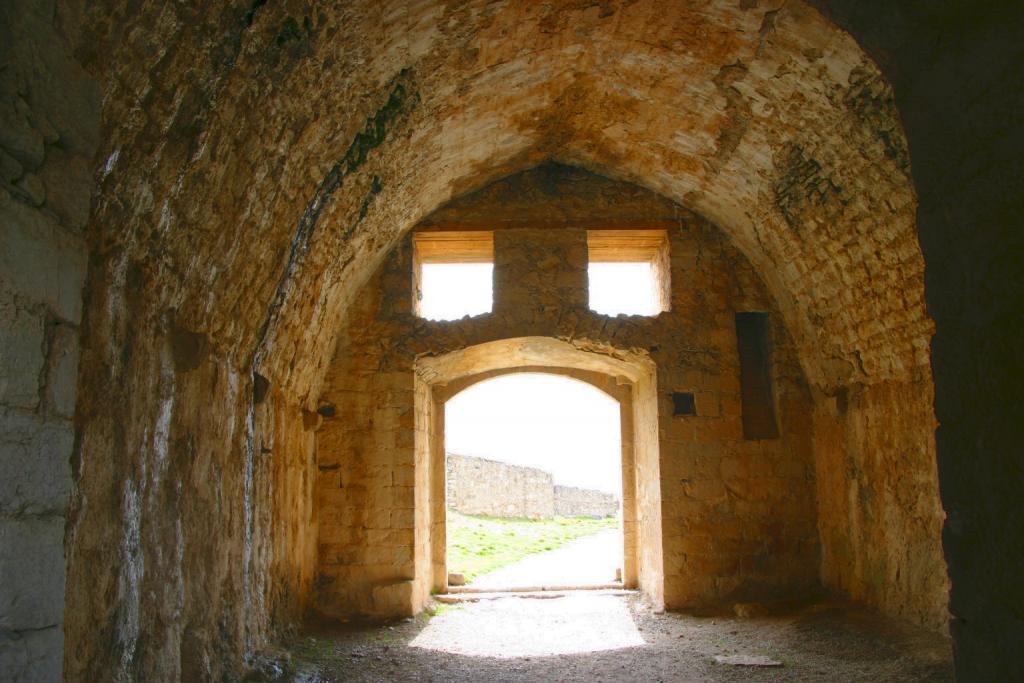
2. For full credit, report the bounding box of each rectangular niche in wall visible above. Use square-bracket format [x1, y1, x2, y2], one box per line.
[587, 229, 670, 316]
[672, 392, 696, 416]
[413, 231, 494, 321]
[735, 312, 780, 440]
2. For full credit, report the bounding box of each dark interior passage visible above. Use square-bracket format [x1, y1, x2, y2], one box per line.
[0, 1, 1020, 681]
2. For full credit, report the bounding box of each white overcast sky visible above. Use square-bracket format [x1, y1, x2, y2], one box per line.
[445, 373, 622, 497]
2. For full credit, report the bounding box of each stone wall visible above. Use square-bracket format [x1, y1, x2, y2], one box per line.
[446, 453, 619, 519]
[811, 4, 1024, 674]
[27, 1, 978, 677]
[0, 2, 100, 680]
[554, 485, 619, 518]
[317, 166, 822, 618]
[446, 454, 554, 519]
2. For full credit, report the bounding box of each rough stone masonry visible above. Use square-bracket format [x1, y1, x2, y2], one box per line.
[446, 453, 619, 519]
[0, 2, 99, 680]
[1, 0, 1021, 681]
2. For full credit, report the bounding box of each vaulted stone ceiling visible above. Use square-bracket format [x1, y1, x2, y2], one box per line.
[82, 0, 923, 404]
[48, 1, 979, 679]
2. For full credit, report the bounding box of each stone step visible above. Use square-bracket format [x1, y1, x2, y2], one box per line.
[434, 587, 636, 604]
[447, 582, 624, 594]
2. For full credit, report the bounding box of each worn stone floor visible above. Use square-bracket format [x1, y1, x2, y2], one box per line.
[250, 593, 953, 682]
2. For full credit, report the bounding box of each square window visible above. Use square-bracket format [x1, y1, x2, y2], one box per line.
[587, 230, 670, 316]
[413, 231, 494, 321]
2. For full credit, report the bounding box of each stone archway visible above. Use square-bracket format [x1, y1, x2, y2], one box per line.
[37, 1, 984, 679]
[415, 338, 663, 607]
[3, 1, 1019, 680]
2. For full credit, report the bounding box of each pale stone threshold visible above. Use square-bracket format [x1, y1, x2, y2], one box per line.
[436, 586, 633, 604]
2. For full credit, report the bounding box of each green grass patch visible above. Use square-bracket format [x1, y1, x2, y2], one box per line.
[424, 603, 458, 618]
[446, 510, 619, 582]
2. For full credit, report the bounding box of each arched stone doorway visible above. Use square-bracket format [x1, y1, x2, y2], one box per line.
[311, 168, 831, 623]
[415, 338, 663, 605]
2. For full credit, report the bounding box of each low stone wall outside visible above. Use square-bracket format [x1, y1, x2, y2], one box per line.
[446, 453, 618, 519]
[554, 485, 619, 518]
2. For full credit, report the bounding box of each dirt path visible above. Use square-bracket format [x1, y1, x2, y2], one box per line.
[253, 593, 954, 682]
[470, 528, 622, 588]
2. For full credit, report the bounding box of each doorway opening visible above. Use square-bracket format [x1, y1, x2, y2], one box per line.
[443, 373, 623, 590]
[415, 337, 665, 609]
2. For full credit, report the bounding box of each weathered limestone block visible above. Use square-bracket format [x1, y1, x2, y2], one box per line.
[37, 148, 92, 230]
[0, 411, 72, 516]
[553, 485, 619, 518]
[0, 196, 86, 323]
[0, 0, 102, 159]
[0, 517, 65, 630]
[13, 172, 44, 206]
[0, 98, 44, 170]
[0, 150, 23, 184]
[0, 627, 62, 683]
[43, 322, 78, 418]
[371, 580, 415, 617]
[0, 291, 45, 409]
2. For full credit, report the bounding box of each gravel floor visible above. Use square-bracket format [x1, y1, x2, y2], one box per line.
[250, 593, 953, 682]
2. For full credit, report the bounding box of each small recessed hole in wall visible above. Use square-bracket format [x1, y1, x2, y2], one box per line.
[317, 403, 336, 418]
[672, 392, 696, 416]
[836, 387, 849, 414]
[302, 409, 322, 431]
[253, 372, 270, 404]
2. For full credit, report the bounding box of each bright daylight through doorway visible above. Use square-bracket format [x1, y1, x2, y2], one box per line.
[444, 373, 624, 590]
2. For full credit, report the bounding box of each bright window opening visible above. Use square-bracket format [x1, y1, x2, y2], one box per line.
[414, 231, 493, 321]
[419, 263, 493, 320]
[587, 230, 670, 316]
